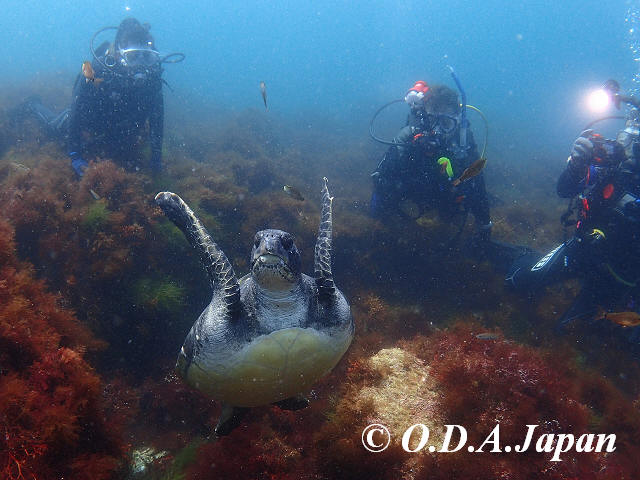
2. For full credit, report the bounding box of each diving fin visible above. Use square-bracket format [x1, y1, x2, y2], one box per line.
[555, 282, 599, 333]
[486, 239, 539, 272]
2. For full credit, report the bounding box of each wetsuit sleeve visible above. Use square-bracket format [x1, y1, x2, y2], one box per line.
[392, 126, 413, 160]
[461, 132, 491, 225]
[149, 81, 164, 163]
[67, 73, 91, 155]
[466, 174, 491, 225]
[374, 126, 412, 176]
[556, 166, 584, 198]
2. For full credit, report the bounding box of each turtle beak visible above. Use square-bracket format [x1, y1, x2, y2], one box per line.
[255, 253, 283, 266]
[252, 238, 285, 266]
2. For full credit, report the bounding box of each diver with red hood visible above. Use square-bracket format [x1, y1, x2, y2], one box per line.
[370, 74, 493, 254]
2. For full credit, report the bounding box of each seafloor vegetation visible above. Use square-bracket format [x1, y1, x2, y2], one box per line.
[1, 83, 640, 479]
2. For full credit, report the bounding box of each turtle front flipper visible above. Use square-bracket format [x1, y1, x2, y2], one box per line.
[314, 177, 335, 297]
[155, 192, 240, 310]
[214, 405, 249, 436]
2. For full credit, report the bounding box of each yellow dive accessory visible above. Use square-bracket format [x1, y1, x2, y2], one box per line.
[465, 104, 488, 160]
[438, 157, 454, 178]
[605, 264, 637, 287]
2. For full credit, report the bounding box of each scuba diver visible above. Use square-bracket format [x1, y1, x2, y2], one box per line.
[370, 69, 493, 254]
[25, 17, 184, 178]
[506, 80, 640, 343]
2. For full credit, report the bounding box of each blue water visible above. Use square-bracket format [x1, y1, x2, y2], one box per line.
[0, 0, 635, 161]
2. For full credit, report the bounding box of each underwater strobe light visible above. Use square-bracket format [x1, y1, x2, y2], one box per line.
[586, 79, 622, 113]
[587, 88, 611, 113]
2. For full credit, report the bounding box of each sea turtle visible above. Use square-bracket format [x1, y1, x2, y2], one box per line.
[155, 178, 354, 435]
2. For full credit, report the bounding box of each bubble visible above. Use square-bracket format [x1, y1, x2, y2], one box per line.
[626, 2, 640, 95]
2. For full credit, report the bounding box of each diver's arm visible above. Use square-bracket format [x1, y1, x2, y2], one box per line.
[557, 167, 585, 198]
[67, 74, 91, 156]
[467, 173, 491, 226]
[149, 83, 164, 168]
[374, 126, 413, 176]
[393, 125, 413, 158]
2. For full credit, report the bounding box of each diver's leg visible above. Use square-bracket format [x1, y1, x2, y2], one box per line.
[487, 240, 538, 273]
[24, 97, 70, 137]
[505, 240, 577, 293]
[48, 109, 70, 135]
[25, 97, 56, 124]
[370, 181, 395, 219]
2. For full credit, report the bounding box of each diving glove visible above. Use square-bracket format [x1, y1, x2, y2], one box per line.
[69, 152, 88, 178]
[568, 129, 594, 174]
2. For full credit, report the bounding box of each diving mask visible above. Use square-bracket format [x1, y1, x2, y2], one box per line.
[119, 47, 160, 67]
[421, 112, 458, 135]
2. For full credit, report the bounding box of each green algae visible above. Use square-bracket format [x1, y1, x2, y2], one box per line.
[133, 276, 186, 314]
[82, 199, 111, 232]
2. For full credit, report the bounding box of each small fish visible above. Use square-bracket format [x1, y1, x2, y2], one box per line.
[89, 189, 101, 200]
[475, 332, 499, 340]
[283, 185, 304, 201]
[452, 157, 487, 187]
[260, 81, 267, 110]
[601, 310, 640, 327]
[82, 61, 103, 85]
[10, 162, 30, 173]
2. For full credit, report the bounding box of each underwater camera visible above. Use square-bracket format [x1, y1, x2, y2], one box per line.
[589, 135, 621, 166]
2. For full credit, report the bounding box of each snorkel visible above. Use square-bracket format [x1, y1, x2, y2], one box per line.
[447, 65, 467, 149]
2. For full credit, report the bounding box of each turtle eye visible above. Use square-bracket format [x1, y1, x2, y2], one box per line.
[281, 235, 293, 250]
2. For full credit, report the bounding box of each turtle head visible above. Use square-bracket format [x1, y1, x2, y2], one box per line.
[251, 229, 301, 290]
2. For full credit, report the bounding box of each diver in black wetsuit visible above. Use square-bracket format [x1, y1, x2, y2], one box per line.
[506, 80, 640, 340]
[370, 81, 493, 249]
[27, 18, 183, 178]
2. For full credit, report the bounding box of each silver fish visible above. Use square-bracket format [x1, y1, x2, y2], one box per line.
[10, 162, 30, 173]
[260, 81, 268, 110]
[475, 332, 499, 340]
